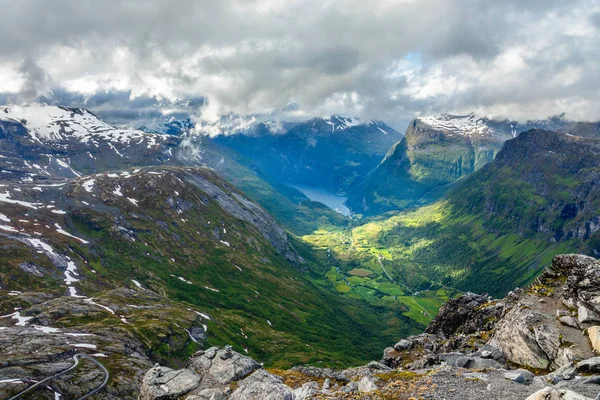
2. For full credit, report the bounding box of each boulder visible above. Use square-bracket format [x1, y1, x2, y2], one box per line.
[547, 362, 577, 384]
[187, 389, 227, 400]
[576, 357, 600, 373]
[189, 347, 262, 385]
[578, 306, 600, 324]
[358, 375, 378, 393]
[490, 308, 559, 370]
[293, 381, 320, 399]
[229, 370, 295, 400]
[504, 368, 535, 385]
[588, 327, 600, 353]
[139, 365, 200, 400]
[559, 316, 581, 329]
[341, 381, 358, 393]
[525, 387, 594, 400]
[394, 339, 412, 350]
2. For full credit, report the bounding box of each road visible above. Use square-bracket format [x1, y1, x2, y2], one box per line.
[8, 353, 109, 400]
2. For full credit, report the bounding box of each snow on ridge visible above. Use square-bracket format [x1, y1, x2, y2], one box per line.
[0, 103, 169, 146]
[418, 113, 493, 136]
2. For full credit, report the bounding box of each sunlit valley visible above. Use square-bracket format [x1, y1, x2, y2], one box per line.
[1, 1, 600, 399]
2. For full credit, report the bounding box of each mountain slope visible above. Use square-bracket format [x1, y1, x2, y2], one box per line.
[212, 116, 402, 194]
[346, 114, 515, 215]
[0, 104, 347, 236]
[309, 129, 600, 301]
[0, 166, 420, 398]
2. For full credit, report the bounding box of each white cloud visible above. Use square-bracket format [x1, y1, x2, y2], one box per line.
[0, 0, 598, 127]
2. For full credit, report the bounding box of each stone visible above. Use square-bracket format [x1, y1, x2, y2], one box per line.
[341, 381, 358, 393]
[293, 381, 319, 399]
[557, 310, 570, 317]
[358, 375, 378, 393]
[588, 327, 600, 353]
[322, 378, 330, 390]
[367, 361, 391, 371]
[578, 306, 600, 324]
[230, 370, 295, 400]
[559, 316, 581, 329]
[504, 368, 535, 385]
[139, 366, 200, 400]
[188, 388, 227, 400]
[208, 349, 262, 384]
[547, 362, 577, 384]
[577, 357, 600, 373]
[394, 339, 412, 350]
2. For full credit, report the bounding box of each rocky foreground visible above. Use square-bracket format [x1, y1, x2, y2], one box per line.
[139, 254, 600, 399]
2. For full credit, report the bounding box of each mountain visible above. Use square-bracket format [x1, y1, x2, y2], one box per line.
[212, 115, 402, 195]
[0, 104, 179, 181]
[0, 166, 416, 398]
[313, 129, 600, 305]
[345, 113, 579, 215]
[0, 104, 348, 236]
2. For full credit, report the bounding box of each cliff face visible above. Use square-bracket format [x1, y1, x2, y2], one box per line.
[346, 114, 511, 215]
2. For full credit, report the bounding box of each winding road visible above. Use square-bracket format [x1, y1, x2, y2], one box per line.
[8, 353, 109, 400]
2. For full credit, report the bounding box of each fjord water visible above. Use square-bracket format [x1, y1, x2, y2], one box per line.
[287, 183, 351, 216]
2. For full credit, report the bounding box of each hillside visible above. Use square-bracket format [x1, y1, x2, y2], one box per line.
[0, 166, 420, 398]
[130, 254, 600, 400]
[0, 104, 346, 236]
[345, 113, 587, 216]
[213, 116, 401, 195]
[308, 129, 600, 304]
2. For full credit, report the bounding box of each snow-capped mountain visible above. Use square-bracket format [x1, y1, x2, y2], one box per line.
[212, 115, 402, 193]
[0, 104, 179, 182]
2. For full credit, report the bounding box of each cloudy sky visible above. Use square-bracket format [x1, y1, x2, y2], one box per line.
[0, 0, 598, 130]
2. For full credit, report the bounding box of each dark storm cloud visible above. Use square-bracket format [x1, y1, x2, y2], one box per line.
[0, 0, 598, 128]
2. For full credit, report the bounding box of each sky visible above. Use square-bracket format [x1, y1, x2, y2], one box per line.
[0, 0, 599, 131]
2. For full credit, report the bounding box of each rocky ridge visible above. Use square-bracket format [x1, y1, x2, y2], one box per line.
[138, 254, 600, 399]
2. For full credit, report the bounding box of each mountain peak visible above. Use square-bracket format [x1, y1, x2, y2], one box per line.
[416, 112, 494, 137]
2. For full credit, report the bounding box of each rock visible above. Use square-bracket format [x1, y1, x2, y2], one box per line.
[291, 365, 348, 382]
[526, 387, 558, 400]
[525, 387, 594, 400]
[559, 316, 581, 329]
[188, 389, 227, 400]
[425, 292, 494, 337]
[576, 357, 600, 373]
[193, 348, 262, 384]
[490, 308, 560, 370]
[504, 368, 535, 385]
[579, 306, 600, 324]
[322, 378, 330, 390]
[394, 339, 412, 350]
[341, 381, 358, 393]
[439, 353, 503, 369]
[358, 375, 378, 393]
[558, 310, 570, 317]
[547, 362, 577, 384]
[588, 326, 600, 352]
[139, 366, 200, 400]
[230, 370, 295, 400]
[367, 361, 391, 371]
[583, 375, 600, 384]
[293, 381, 319, 399]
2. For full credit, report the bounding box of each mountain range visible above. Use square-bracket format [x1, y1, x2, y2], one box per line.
[1, 103, 600, 398]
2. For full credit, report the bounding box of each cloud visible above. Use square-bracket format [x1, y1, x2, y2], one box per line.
[0, 0, 598, 129]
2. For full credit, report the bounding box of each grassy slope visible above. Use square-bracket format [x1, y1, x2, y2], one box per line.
[307, 131, 600, 303]
[0, 167, 416, 369]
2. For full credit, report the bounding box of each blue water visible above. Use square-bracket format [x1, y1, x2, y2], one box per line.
[288, 184, 351, 216]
